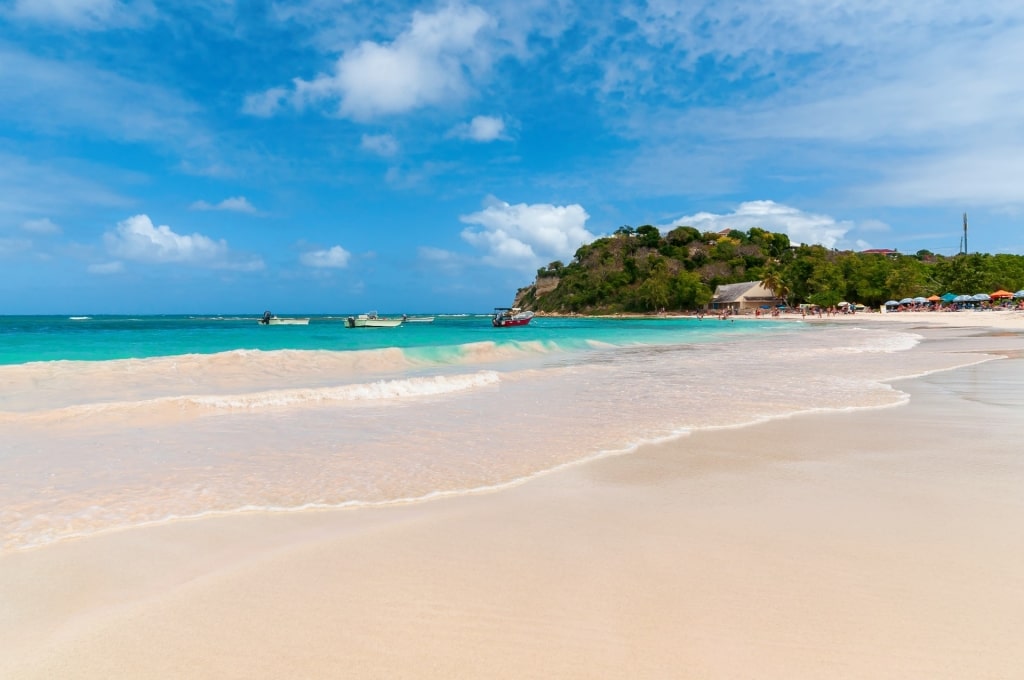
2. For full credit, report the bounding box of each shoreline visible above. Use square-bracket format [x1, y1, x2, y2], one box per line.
[2, 316, 1023, 678]
[539, 307, 1024, 334]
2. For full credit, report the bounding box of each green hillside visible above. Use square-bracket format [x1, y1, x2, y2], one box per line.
[512, 225, 1024, 314]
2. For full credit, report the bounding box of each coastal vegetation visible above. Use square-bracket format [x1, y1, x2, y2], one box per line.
[514, 225, 1024, 313]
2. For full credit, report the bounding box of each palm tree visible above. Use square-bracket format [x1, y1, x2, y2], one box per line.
[761, 267, 791, 307]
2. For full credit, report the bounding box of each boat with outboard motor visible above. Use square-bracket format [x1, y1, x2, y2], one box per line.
[491, 307, 534, 327]
[258, 311, 310, 326]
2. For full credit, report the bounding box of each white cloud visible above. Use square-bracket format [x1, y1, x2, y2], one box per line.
[361, 133, 400, 157]
[21, 217, 62, 234]
[241, 87, 290, 118]
[448, 115, 508, 142]
[247, 3, 495, 120]
[104, 214, 263, 270]
[300, 245, 351, 268]
[190, 197, 258, 214]
[619, 2, 1024, 79]
[608, 5, 1024, 209]
[8, 0, 154, 30]
[88, 261, 124, 274]
[460, 196, 597, 271]
[668, 201, 852, 249]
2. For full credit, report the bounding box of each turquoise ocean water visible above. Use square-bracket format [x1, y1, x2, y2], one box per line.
[0, 313, 979, 553]
[0, 313, 760, 365]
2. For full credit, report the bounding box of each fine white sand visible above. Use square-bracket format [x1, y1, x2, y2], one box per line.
[2, 313, 1023, 679]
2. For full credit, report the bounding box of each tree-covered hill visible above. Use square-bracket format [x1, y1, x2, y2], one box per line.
[512, 225, 1024, 314]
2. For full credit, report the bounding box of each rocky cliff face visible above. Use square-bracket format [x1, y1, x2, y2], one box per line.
[513, 275, 559, 309]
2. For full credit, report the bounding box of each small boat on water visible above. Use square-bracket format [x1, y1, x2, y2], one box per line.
[258, 311, 310, 326]
[345, 311, 403, 328]
[402, 315, 435, 323]
[491, 307, 534, 327]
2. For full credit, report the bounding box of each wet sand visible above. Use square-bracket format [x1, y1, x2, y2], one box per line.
[2, 315, 1023, 679]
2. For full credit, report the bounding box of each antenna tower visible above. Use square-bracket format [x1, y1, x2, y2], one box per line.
[962, 212, 968, 255]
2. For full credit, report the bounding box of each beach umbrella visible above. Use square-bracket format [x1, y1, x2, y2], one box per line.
[972, 293, 991, 301]
[941, 292, 957, 302]
[953, 294, 973, 303]
[913, 296, 928, 304]
[1015, 290, 1024, 299]
[884, 300, 899, 306]
[838, 301, 850, 307]
[990, 290, 1013, 299]
[927, 295, 941, 302]
[899, 297, 914, 304]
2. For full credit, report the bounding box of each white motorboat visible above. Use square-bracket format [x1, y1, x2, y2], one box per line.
[401, 315, 435, 323]
[345, 312, 403, 328]
[258, 311, 310, 326]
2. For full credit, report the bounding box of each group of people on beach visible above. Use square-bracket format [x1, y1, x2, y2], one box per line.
[753, 307, 783, 318]
[888, 300, 1024, 313]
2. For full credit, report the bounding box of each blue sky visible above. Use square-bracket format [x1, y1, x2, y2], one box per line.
[2, 0, 1023, 314]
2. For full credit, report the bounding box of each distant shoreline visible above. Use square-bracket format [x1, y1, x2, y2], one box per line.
[536, 307, 1024, 328]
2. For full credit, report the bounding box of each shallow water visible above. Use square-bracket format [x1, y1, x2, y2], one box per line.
[0, 315, 991, 552]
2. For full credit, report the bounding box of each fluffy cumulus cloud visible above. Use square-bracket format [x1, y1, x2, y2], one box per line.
[190, 197, 258, 214]
[448, 115, 508, 142]
[667, 201, 853, 249]
[460, 197, 597, 271]
[360, 133, 400, 157]
[244, 3, 495, 120]
[300, 245, 351, 268]
[104, 214, 262, 270]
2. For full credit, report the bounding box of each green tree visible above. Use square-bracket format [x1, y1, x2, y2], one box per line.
[666, 226, 701, 246]
[636, 272, 670, 311]
[842, 253, 891, 307]
[672, 271, 712, 309]
[884, 256, 928, 298]
[760, 266, 790, 306]
[806, 259, 845, 307]
[636, 225, 662, 248]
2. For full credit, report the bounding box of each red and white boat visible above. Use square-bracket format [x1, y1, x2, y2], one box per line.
[492, 307, 534, 327]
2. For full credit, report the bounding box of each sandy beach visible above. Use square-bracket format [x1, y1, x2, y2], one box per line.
[2, 311, 1023, 679]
